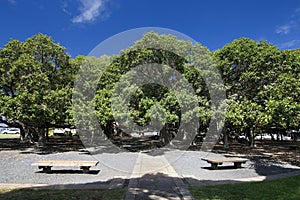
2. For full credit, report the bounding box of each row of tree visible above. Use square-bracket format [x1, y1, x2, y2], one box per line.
[0, 32, 299, 147]
[215, 39, 299, 146]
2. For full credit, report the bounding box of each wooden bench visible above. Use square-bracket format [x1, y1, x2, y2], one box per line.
[202, 158, 248, 170]
[32, 160, 99, 173]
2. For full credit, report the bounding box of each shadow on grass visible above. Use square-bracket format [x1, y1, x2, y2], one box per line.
[1, 172, 300, 200]
[0, 187, 126, 200]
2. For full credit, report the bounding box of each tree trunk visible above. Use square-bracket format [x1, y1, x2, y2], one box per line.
[160, 125, 174, 146]
[90, 130, 95, 143]
[37, 128, 46, 147]
[0, 119, 31, 143]
[102, 121, 115, 139]
[277, 129, 280, 141]
[223, 131, 229, 149]
[46, 127, 49, 141]
[13, 120, 26, 142]
[247, 128, 255, 147]
[292, 131, 297, 142]
[279, 130, 283, 141]
[270, 133, 275, 141]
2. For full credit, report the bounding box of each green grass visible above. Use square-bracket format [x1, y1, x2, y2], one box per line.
[0, 134, 19, 139]
[188, 175, 300, 200]
[0, 188, 126, 200]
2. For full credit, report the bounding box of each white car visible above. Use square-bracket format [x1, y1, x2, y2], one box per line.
[51, 128, 76, 136]
[0, 128, 20, 134]
[129, 127, 160, 139]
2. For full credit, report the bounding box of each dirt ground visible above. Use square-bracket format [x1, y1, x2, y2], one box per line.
[212, 140, 300, 167]
[1, 136, 299, 167]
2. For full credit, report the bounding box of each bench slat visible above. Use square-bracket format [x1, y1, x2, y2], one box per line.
[202, 157, 248, 170]
[202, 158, 247, 164]
[32, 160, 99, 167]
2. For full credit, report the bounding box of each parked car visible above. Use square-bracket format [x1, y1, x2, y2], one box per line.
[51, 128, 76, 136]
[142, 130, 160, 139]
[0, 128, 20, 134]
[51, 128, 65, 136]
[129, 127, 160, 139]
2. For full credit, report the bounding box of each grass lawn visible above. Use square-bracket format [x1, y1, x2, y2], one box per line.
[188, 175, 300, 200]
[0, 134, 19, 139]
[0, 188, 126, 200]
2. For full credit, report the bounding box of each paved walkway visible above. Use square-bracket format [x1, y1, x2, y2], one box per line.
[124, 153, 193, 200]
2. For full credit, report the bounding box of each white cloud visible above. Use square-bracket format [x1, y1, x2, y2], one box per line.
[279, 40, 300, 49]
[275, 24, 292, 35]
[72, 0, 105, 23]
[61, 1, 71, 15]
[7, 0, 17, 5]
[275, 8, 300, 35]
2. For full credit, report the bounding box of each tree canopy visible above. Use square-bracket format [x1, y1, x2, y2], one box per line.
[0, 33, 79, 142]
[0, 33, 299, 148]
[213, 38, 300, 145]
[74, 32, 221, 149]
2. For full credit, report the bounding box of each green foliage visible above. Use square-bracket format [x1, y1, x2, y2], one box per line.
[0, 33, 78, 140]
[213, 38, 281, 100]
[93, 32, 214, 139]
[73, 55, 111, 129]
[214, 38, 300, 140]
[1, 32, 299, 145]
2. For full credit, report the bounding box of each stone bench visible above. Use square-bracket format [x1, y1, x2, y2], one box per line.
[202, 157, 248, 170]
[32, 160, 99, 173]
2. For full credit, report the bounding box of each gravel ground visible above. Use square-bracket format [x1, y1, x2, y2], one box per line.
[0, 149, 137, 185]
[0, 146, 300, 187]
[165, 150, 300, 185]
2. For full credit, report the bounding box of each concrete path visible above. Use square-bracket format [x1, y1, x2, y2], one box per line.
[125, 152, 193, 200]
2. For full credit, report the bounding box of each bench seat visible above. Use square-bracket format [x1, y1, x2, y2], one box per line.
[202, 158, 248, 170]
[32, 160, 99, 173]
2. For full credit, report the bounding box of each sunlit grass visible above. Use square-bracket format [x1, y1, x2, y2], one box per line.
[0, 134, 19, 139]
[189, 175, 300, 200]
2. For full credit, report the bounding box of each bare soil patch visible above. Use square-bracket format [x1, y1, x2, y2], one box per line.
[1, 136, 299, 167]
[212, 140, 300, 167]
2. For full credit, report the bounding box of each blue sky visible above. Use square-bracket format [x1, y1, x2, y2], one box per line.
[1, 0, 300, 57]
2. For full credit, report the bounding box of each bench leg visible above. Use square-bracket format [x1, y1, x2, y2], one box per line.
[80, 166, 90, 173]
[39, 166, 52, 173]
[211, 163, 218, 170]
[234, 162, 242, 168]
